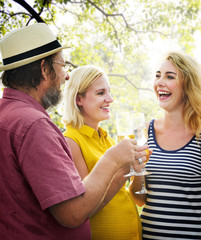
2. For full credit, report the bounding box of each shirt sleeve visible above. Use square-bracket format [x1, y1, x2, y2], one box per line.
[18, 118, 85, 210]
[63, 126, 80, 145]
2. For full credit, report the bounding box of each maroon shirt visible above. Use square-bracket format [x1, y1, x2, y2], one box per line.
[0, 88, 91, 240]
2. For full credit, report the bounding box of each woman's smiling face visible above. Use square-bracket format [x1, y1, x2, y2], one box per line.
[154, 59, 184, 112]
[76, 75, 113, 130]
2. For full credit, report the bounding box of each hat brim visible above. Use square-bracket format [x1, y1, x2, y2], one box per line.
[0, 46, 69, 71]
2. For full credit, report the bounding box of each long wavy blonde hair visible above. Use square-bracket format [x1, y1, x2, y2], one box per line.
[166, 51, 201, 139]
[63, 65, 105, 128]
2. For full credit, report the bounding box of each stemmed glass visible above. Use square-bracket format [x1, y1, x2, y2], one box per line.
[131, 112, 150, 194]
[131, 112, 150, 176]
[116, 112, 135, 177]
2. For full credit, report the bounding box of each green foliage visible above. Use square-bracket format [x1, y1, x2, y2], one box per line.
[48, 107, 66, 132]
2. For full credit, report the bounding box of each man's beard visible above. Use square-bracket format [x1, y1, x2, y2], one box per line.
[41, 85, 62, 110]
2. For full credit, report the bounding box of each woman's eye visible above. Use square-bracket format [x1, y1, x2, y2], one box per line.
[97, 91, 104, 95]
[155, 74, 160, 78]
[167, 75, 174, 79]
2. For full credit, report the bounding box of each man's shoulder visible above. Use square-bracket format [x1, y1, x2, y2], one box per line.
[0, 99, 51, 135]
[1, 88, 49, 122]
[11, 102, 48, 122]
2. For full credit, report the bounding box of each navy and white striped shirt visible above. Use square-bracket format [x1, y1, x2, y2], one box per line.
[141, 119, 201, 240]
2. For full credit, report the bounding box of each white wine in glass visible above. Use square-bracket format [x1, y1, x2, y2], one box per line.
[116, 112, 135, 177]
[131, 112, 150, 176]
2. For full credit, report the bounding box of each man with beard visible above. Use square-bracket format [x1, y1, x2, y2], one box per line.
[0, 23, 148, 240]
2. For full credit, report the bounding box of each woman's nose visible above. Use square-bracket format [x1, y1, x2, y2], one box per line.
[106, 93, 113, 103]
[156, 76, 165, 86]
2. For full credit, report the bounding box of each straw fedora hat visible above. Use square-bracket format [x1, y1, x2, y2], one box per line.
[0, 23, 68, 71]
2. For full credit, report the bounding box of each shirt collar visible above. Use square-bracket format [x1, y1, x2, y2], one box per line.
[79, 124, 108, 139]
[3, 88, 50, 118]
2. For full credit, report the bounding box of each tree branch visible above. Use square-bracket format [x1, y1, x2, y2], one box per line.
[108, 73, 154, 93]
[86, 0, 169, 37]
[12, 0, 45, 23]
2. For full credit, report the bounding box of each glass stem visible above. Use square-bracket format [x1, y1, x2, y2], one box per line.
[141, 175, 145, 190]
[130, 164, 135, 174]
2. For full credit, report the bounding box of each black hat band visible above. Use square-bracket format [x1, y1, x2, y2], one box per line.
[3, 40, 62, 65]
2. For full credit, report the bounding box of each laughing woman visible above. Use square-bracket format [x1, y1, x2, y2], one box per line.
[63, 65, 143, 240]
[130, 51, 201, 240]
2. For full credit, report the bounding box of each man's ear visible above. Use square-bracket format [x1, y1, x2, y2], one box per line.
[76, 94, 82, 106]
[41, 59, 48, 81]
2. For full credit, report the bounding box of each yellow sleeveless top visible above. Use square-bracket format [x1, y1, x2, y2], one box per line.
[64, 125, 142, 240]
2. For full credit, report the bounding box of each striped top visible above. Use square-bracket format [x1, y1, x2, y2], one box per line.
[141, 119, 201, 240]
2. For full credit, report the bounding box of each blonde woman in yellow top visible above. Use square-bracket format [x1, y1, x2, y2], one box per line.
[63, 65, 145, 240]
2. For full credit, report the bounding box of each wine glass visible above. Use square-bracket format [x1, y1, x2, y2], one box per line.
[131, 112, 150, 176]
[116, 111, 135, 177]
[130, 112, 150, 194]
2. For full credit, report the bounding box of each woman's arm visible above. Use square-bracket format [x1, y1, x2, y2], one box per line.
[65, 137, 89, 179]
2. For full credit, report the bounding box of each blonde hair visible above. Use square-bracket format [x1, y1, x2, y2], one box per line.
[165, 51, 201, 139]
[63, 65, 105, 128]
